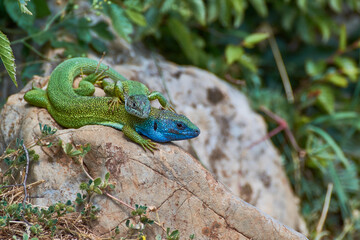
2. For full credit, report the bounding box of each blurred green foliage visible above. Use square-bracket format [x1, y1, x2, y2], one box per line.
[1, 0, 360, 239]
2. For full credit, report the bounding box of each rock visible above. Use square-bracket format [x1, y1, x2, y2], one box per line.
[97, 49, 307, 233]
[0, 77, 307, 239]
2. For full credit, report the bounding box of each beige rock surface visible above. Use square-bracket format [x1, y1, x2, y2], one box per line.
[0, 80, 307, 239]
[94, 49, 307, 233]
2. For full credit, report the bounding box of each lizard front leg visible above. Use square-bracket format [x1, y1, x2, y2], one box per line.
[122, 125, 158, 152]
[75, 67, 109, 96]
[148, 91, 176, 112]
[101, 79, 125, 111]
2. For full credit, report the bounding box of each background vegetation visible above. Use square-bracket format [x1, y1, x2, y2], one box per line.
[1, 0, 360, 239]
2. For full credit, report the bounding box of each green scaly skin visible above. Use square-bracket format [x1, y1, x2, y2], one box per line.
[47, 57, 174, 119]
[24, 60, 200, 152]
[102, 78, 175, 117]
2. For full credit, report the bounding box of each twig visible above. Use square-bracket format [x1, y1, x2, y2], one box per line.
[0, 183, 23, 189]
[327, 38, 360, 64]
[1, 180, 45, 198]
[22, 41, 50, 60]
[152, 53, 174, 105]
[316, 183, 333, 234]
[265, 24, 294, 103]
[247, 106, 305, 157]
[79, 157, 93, 181]
[104, 193, 135, 211]
[9, 220, 29, 225]
[224, 74, 246, 86]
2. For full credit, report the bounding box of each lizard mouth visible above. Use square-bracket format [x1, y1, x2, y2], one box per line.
[167, 128, 200, 140]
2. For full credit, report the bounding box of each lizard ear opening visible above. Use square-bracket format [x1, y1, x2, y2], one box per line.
[154, 121, 158, 131]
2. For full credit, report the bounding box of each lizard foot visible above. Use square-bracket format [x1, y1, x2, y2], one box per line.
[94, 79, 103, 86]
[164, 104, 176, 113]
[108, 97, 123, 112]
[140, 139, 158, 153]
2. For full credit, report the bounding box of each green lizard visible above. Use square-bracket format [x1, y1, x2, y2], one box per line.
[24, 61, 200, 151]
[49, 57, 174, 119]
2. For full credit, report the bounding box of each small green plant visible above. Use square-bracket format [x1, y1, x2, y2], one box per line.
[0, 123, 98, 238]
[121, 204, 153, 239]
[166, 228, 180, 240]
[62, 142, 91, 159]
[39, 123, 57, 136]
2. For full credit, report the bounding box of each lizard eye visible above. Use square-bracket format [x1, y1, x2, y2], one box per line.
[154, 121, 158, 131]
[176, 122, 185, 130]
[132, 102, 136, 107]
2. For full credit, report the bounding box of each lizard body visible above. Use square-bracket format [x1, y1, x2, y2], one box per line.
[24, 59, 199, 151]
[47, 57, 173, 119]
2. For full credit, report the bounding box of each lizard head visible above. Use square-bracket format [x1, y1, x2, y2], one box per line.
[125, 95, 151, 119]
[136, 109, 200, 142]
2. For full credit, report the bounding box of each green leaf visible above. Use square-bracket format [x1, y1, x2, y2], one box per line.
[94, 177, 102, 187]
[79, 182, 88, 190]
[313, 15, 332, 42]
[282, 8, 297, 30]
[105, 172, 110, 181]
[225, 45, 257, 72]
[329, 0, 342, 13]
[325, 73, 348, 88]
[125, 9, 147, 27]
[4, 0, 36, 32]
[328, 161, 350, 218]
[94, 187, 102, 194]
[160, 0, 176, 13]
[124, 0, 143, 11]
[249, 0, 268, 17]
[337, 163, 359, 193]
[69, 150, 82, 156]
[207, 0, 218, 23]
[231, 0, 247, 27]
[305, 60, 326, 77]
[334, 57, 359, 81]
[297, 16, 315, 43]
[18, 0, 32, 15]
[314, 85, 335, 114]
[167, 18, 199, 64]
[219, 0, 231, 27]
[21, 63, 42, 82]
[242, 33, 269, 48]
[186, 0, 206, 26]
[33, 0, 50, 18]
[78, 18, 92, 43]
[135, 7, 162, 38]
[22, 233, 29, 240]
[32, 31, 54, 46]
[296, 0, 307, 12]
[339, 24, 346, 51]
[92, 21, 114, 41]
[81, 144, 91, 154]
[90, 38, 107, 53]
[307, 125, 351, 168]
[64, 143, 73, 154]
[226, 45, 244, 65]
[0, 31, 17, 87]
[104, 4, 133, 42]
[311, 111, 359, 125]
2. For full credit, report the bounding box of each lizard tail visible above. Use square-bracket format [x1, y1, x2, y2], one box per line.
[24, 87, 50, 109]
